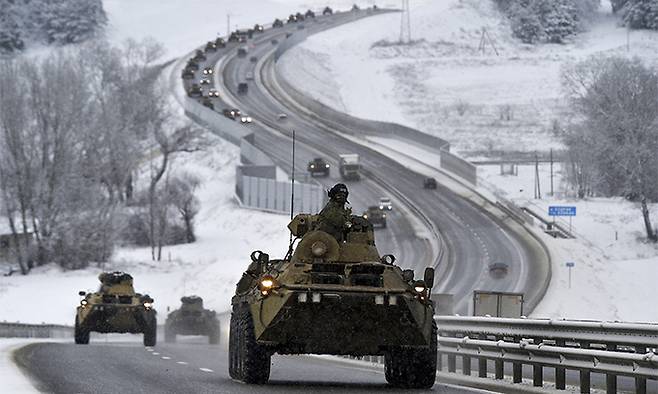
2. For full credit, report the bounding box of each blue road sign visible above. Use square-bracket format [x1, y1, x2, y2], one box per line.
[549, 206, 576, 217]
[566, 262, 575, 268]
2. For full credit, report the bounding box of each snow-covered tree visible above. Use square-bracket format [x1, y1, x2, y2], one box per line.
[0, 1, 25, 53]
[542, 0, 578, 43]
[562, 56, 658, 241]
[511, 5, 543, 43]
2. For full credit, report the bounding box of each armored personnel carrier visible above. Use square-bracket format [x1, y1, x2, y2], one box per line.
[229, 213, 437, 388]
[75, 272, 157, 346]
[165, 296, 220, 344]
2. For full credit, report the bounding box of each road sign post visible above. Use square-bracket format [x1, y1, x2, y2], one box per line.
[549, 206, 577, 233]
[566, 262, 575, 289]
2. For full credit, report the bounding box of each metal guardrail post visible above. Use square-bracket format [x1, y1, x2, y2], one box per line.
[580, 341, 591, 394]
[606, 343, 617, 394]
[495, 335, 504, 380]
[533, 338, 543, 387]
[448, 340, 457, 373]
[462, 352, 471, 376]
[478, 334, 488, 378]
[635, 345, 647, 394]
[437, 352, 443, 371]
[556, 339, 566, 390]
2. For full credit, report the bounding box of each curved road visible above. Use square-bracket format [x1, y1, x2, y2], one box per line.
[214, 11, 548, 314]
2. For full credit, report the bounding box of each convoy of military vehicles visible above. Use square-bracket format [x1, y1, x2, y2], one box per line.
[64, 4, 444, 391]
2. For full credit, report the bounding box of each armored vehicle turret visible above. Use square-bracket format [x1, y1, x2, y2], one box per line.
[165, 296, 220, 344]
[229, 212, 437, 388]
[75, 272, 157, 346]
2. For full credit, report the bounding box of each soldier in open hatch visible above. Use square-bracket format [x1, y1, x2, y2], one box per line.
[316, 183, 352, 241]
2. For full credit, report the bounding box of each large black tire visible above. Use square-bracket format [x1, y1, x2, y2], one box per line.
[208, 324, 220, 345]
[164, 325, 176, 343]
[230, 303, 271, 384]
[385, 320, 437, 388]
[143, 315, 157, 347]
[74, 315, 90, 345]
[228, 305, 239, 380]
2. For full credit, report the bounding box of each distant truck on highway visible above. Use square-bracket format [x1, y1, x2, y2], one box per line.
[339, 153, 360, 180]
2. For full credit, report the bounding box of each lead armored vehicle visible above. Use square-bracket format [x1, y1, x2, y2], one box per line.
[75, 272, 156, 346]
[229, 213, 437, 388]
[165, 296, 220, 344]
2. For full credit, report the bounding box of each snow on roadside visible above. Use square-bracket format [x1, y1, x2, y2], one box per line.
[0, 339, 52, 394]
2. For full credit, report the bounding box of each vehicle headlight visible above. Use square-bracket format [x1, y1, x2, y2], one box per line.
[310, 165, 315, 168]
[80, 300, 88, 307]
[379, 205, 384, 210]
[413, 280, 426, 294]
[143, 302, 153, 309]
[258, 275, 278, 295]
[363, 214, 368, 219]
[247, 117, 252, 122]
[325, 164, 330, 168]
[383, 214, 386, 218]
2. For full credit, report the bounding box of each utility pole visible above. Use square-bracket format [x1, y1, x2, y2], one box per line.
[550, 148, 554, 197]
[227, 14, 230, 38]
[399, 0, 411, 44]
[534, 152, 541, 199]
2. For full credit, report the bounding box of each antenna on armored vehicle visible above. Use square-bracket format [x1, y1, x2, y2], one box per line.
[287, 130, 297, 254]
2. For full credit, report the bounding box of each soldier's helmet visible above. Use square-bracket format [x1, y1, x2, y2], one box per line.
[328, 183, 349, 201]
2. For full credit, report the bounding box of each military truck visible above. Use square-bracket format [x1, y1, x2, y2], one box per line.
[229, 213, 437, 388]
[238, 82, 249, 94]
[307, 157, 330, 177]
[205, 41, 217, 52]
[273, 18, 284, 28]
[188, 83, 203, 98]
[181, 67, 195, 80]
[323, 6, 333, 15]
[193, 49, 206, 62]
[364, 206, 387, 228]
[75, 272, 157, 346]
[165, 296, 220, 344]
[339, 153, 361, 180]
[215, 37, 226, 47]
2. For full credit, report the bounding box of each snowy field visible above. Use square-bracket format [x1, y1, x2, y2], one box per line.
[279, 0, 658, 156]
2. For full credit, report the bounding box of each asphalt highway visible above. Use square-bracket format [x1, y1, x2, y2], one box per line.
[14, 337, 484, 394]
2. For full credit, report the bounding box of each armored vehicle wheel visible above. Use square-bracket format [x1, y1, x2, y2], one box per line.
[385, 320, 437, 388]
[164, 326, 176, 343]
[232, 303, 271, 383]
[74, 315, 89, 345]
[208, 326, 220, 345]
[143, 315, 157, 347]
[228, 306, 239, 379]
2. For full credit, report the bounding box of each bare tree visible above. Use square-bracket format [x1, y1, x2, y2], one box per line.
[562, 56, 658, 241]
[167, 173, 201, 243]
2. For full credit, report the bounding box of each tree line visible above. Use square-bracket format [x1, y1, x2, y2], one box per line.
[561, 56, 658, 242]
[0, 0, 107, 54]
[0, 40, 204, 274]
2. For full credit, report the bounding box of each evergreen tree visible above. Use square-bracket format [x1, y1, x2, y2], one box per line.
[0, 1, 25, 53]
[510, 6, 542, 43]
[542, 0, 578, 43]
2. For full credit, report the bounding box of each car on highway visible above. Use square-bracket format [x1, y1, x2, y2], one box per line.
[75, 272, 156, 346]
[187, 83, 203, 97]
[273, 18, 284, 28]
[186, 59, 199, 71]
[277, 113, 288, 121]
[363, 206, 387, 228]
[271, 38, 279, 45]
[193, 49, 206, 62]
[200, 78, 211, 85]
[287, 14, 298, 23]
[202, 67, 213, 75]
[201, 97, 214, 110]
[249, 55, 258, 63]
[228, 32, 239, 42]
[489, 262, 509, 279]
[253, 24, 264, 32]
[205, 41, 217, 52]
[181, 67, 195, 79]
[424, 177, 437, 189]
[240, 115, 253, 124]
[323, 6, 333, 15]
[307, 157, 330, 177]
[245, 71, 254, 80]
[223, 108, 238, 120]
[305, 9, 316, 18]
[379, 197, 392, 211]
[207, 88, 220, 98]
[215, 37, 226, 47]
[237, 47, 248, 57]
[238, 82, 248, 94]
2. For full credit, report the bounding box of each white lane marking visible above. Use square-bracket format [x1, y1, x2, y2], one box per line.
[199, 368, 214, 373]
[162, 356, 171, 360]
[152, 352, 160, 356]
[146, 348, 154, 352]
[177, 361, 188, 365]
